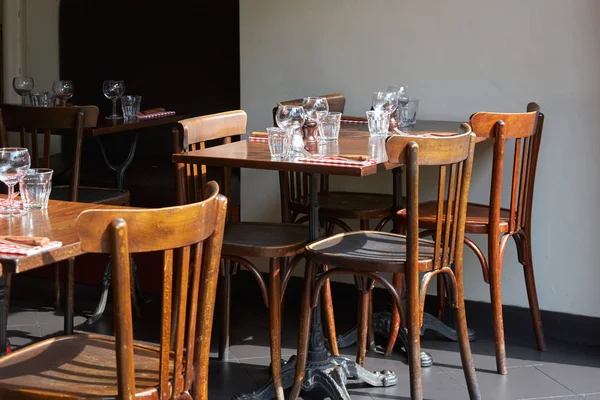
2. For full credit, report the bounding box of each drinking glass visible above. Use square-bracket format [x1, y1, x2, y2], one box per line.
[13, 77, 34, 106]
[372, 91, 399, 121]
[30, 91, 51, 107]
[0, 148, 31, 216]
[317, 112, 342, 142]
[121, 95, 142, 119]
[20, 168, 53, 210]
[302, 97, 329, 124]
[267, 127, 291, 160]
[276, 104, 305, 154]
[53, 80, 74, 106]
[103, 80, 125, 119]
[398, 97, 420, 127]
[369, 136, 388, 162]
[366, 110, 390, 137]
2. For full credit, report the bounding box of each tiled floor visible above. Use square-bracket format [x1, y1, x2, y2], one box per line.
[6, 276, 600, 400]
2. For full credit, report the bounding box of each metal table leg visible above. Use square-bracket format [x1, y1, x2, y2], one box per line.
[95, 132, 140, 190]
[234, 174, 397, 400]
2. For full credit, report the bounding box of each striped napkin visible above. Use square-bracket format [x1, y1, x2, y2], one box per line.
[249, 131, 269, 143]
[137, 111, 176, 120]
[341, 117, 368, 125]
[0, 198, 22, 209]
[296, 156, 377, 167]
[0, 239, 62, 256]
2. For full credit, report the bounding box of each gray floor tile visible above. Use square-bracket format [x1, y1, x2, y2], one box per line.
[582, 394, 600, 399]
[208, 359, 260, 399]
[446, 365, 576, 400]
[7, 309, 38, 327]
[7, 324, 41, 349]
[230, 343, 297, 361]
[536, 363, 600, 395]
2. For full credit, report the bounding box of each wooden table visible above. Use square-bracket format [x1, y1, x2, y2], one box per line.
[0, 198, 122, 355]
[173, 119, 463, 400]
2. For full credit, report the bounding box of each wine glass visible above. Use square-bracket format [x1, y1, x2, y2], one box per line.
[302, 97, 329, 124]
[13, 77, 34, 106]
[102, 80, 125, 119]
[372, 91, 399, 114]
[53, 80, 74, 106]
[388, 85, 409, 123]
[276, 105, 305, 154]
[0, 148, 30, 216]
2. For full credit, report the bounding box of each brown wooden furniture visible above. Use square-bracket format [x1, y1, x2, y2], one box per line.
[292, 129, 481, 400]
[172, 122, 464, 399]
[0, 197, 131, 356]
[174, 110, 325, 399]
[395, 103, 546, 375]
[0, 182, 227, 399]
[0, 104, 131, 312]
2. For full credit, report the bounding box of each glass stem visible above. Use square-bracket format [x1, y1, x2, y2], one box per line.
[7, 184, 14, 210]
[112, 99, 117, 116]
[21, 96, 26, 106]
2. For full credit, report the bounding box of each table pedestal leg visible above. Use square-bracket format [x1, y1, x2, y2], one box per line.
[96, 132, 140, 190]
[234, 174, 397, 399]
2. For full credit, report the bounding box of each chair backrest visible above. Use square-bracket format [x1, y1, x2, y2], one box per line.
[76, 181, 227, 400]
[173, 110, 247, 212]
[470, 103, 543, 233]
[387, 124, 476, 271]
[0, 104, 100, 201]
[272, 93, 346, 223]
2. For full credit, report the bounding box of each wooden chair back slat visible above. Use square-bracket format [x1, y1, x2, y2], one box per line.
[387, 124, 475, 271]
[273, 94, 346, 223]
[470, 104, 542, 234]
[75, 181, 227, 400]
[0, 104, 99, 201]
[174, 111, 246, 211]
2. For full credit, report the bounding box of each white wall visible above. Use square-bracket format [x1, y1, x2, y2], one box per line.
[240, 0, 600, 317]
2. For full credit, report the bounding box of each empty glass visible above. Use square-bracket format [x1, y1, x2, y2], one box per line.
[20, 168, 53, 210]
[103, 80, 126, 119]
[53, 80, 74, 106]
[121, 95, 142, 120]
[0, 148, 31, 216]
[398, 97, 420, 127]
[276, 105, 305, 153]
[13, 77, 34, 106]
[317, 112, 342, 142]
[30, 91, 51, 107]
[366, 110, 390, 137]
[267, 127, 291, 160]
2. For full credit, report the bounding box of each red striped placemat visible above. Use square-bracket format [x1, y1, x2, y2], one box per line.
[137, 111, 176, 120]
[296, 156, 377, 167]
[248, 136, 269, 143]
[341, 118, 368, 125]
[0, 240, 62, 256]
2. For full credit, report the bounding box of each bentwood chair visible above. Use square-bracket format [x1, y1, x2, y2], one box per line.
[389, 103, 545, 375]
[0, 181, 227, 400]
[174, 110, 336, 399]
[290, 128, 481, 400]
[0, 105, 130, 314]
[273, 93, 397, 352]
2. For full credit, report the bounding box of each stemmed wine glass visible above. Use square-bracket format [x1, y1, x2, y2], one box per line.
[387, 85, 409, 121]
[13, 77, 34, 106]
[372, 91, 399, 116]
[276, 105, 305, 154]
[102, 80, 125, 119]
[302, 97, 329, 144]
[0, 148, 30, 216]
[53, 80, 74, 106]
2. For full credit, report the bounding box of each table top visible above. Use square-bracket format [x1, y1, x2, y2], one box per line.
[0, 199, 122, 276]
[85, 114, 187, 136]
[172, 119, 465, 176]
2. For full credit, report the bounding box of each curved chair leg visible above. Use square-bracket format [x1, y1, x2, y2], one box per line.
[269, 258, 284, 400]
[405, 267, 423, 399]
[53, 263, 61, 310]
[385, 272, 404, 356]
[359, 219, 377, 352]
[488, 240, 507, 375]
[521, 234, 546, 351]
[436, 275, 446, 320]
[321, 266, 339, 356]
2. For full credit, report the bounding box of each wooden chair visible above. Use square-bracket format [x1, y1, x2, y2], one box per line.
[290, 127, 481, 400]
[0, 181, 227, 400]
[274, 93, 398, 352]
[174, 110, 338, 400]
[0, 104, 130, 312]
[388, 103, 546, 375]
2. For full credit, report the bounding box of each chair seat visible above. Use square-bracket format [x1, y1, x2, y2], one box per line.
[409, 201, 511, 234]
[51, 186, 130, 205]
[305, 231, 436, 273]
[0, 334, 174, 399]
[223, 222, 310, 258]
[290, 192, 394, 220]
